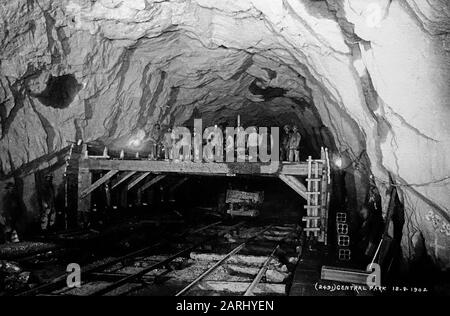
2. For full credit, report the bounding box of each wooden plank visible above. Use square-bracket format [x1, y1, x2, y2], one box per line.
[111, 171, 137, 189]
[79, 159, 312, 176]
[321, 266, 370, 285]
[279, 175, 308, 200]
[77, 168, 92, 227]
[199, 281, 285, 295]
[226, 190, 263, 203]
[170, 177, 189, 193]
[127, 172, 151, 191]
[302, 216, 321, 220]
[304, 227, 320, 231]
[80, 170, 119, 199]
[139, 175, 166, 192]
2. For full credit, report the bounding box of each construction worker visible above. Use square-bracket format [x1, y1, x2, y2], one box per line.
[40, 174, 57, 233]
[178, 129, 192, 161]
[150, 123, 162, 160]
[356, 204, 384, 264]
[163, 128, 173, 161]
[0, 182, 20, 243]
[288, 126, 301, 162]
[281, 125, 291, 161]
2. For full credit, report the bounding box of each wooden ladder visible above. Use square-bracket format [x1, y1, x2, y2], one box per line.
[302, 147, 330, 244]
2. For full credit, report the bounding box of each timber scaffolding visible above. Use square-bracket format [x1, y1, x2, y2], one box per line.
[66, 144, 332, 244]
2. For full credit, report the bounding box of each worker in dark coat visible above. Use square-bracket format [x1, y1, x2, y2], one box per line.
[281, 125, 291, 161]
[40, 174, 57, 233]
[288, 126, 302, 162]
[356, 204, 384, 264]
[162, 128, 173, 160]
[150, 123, 162, 160]
[0, 182, 21, 243]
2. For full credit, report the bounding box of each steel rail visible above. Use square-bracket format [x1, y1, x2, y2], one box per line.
[243, 245, 280, 296]
[16, 221, 223, 296]
[89, 221, 242, 296]
[175, 225, 273, 296]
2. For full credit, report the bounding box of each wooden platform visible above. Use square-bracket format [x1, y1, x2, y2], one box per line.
[78, 159, 312, 176]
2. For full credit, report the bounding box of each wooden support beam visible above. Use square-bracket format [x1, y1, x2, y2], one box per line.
[79, 159, 312, 176]
[127, 172, 151, 191]
[111, 171, 137, 190]
[80, 170, 119, 199]
[77, 168, 92, 227]
[321, 266, 370, 285]
[139, 175, 166, 192]
[120, 187, 128, 209]
[279, 175, 308, 200]
[169, 177, 189, 193]
[198, 281, 285, 295]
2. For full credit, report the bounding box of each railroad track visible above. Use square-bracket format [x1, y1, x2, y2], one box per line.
[17, 222, 300, 296]
[15, 220, 228, 296]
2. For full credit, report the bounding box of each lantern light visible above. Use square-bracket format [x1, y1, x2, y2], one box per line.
[334, 156, 343, 169]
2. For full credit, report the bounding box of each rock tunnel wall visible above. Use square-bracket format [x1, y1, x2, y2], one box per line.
[0, 0, 449, 270]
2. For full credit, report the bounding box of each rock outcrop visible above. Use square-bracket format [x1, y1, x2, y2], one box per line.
[0, 0, 449, 269]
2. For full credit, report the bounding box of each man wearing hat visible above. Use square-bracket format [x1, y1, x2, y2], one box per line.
[40, 174, 56, 233]
[288, 126, 302, 162]
[281, 125, 291, 162]
[163, 128, 174, 161]
[0, 182, 20, 243]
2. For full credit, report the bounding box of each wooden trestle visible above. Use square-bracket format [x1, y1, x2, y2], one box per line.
[70, 145, 331, 243]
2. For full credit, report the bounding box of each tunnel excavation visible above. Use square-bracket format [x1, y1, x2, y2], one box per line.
[0, 0, 449, 298]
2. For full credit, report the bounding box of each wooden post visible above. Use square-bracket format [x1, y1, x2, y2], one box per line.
[319, 147, 327, 243]
[82, 144, 89, 159]
[77, 168, 92, 227]
[120, 188, 128, 209]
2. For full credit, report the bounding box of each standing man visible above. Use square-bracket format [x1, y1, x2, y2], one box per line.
[1, 182, 20, 243]
[356, 204, 384, 264]
[288, 126, 301, 162]
[163, 128, 173, 161]
[150, 123, 162, 160]
[281, 125, 291, 162]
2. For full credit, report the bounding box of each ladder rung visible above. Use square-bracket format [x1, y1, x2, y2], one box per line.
[304, 205, 321, 209]
[304, 228, 321, 231]
[306, 178, 321, 182]
[305, 192, 320, 195]
[302, 216, 321, 220]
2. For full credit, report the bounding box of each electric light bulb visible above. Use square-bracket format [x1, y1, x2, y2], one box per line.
[334, 157, 343, 169]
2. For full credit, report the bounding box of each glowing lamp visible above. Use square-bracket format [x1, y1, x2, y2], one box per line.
[334, 156, 343, 169]
[128, 138, 142, 148]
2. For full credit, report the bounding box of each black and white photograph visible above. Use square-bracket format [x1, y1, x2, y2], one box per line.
[0, 0, 449, 303]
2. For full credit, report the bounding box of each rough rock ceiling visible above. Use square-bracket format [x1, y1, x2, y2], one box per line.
[0, 0, 449, 268]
